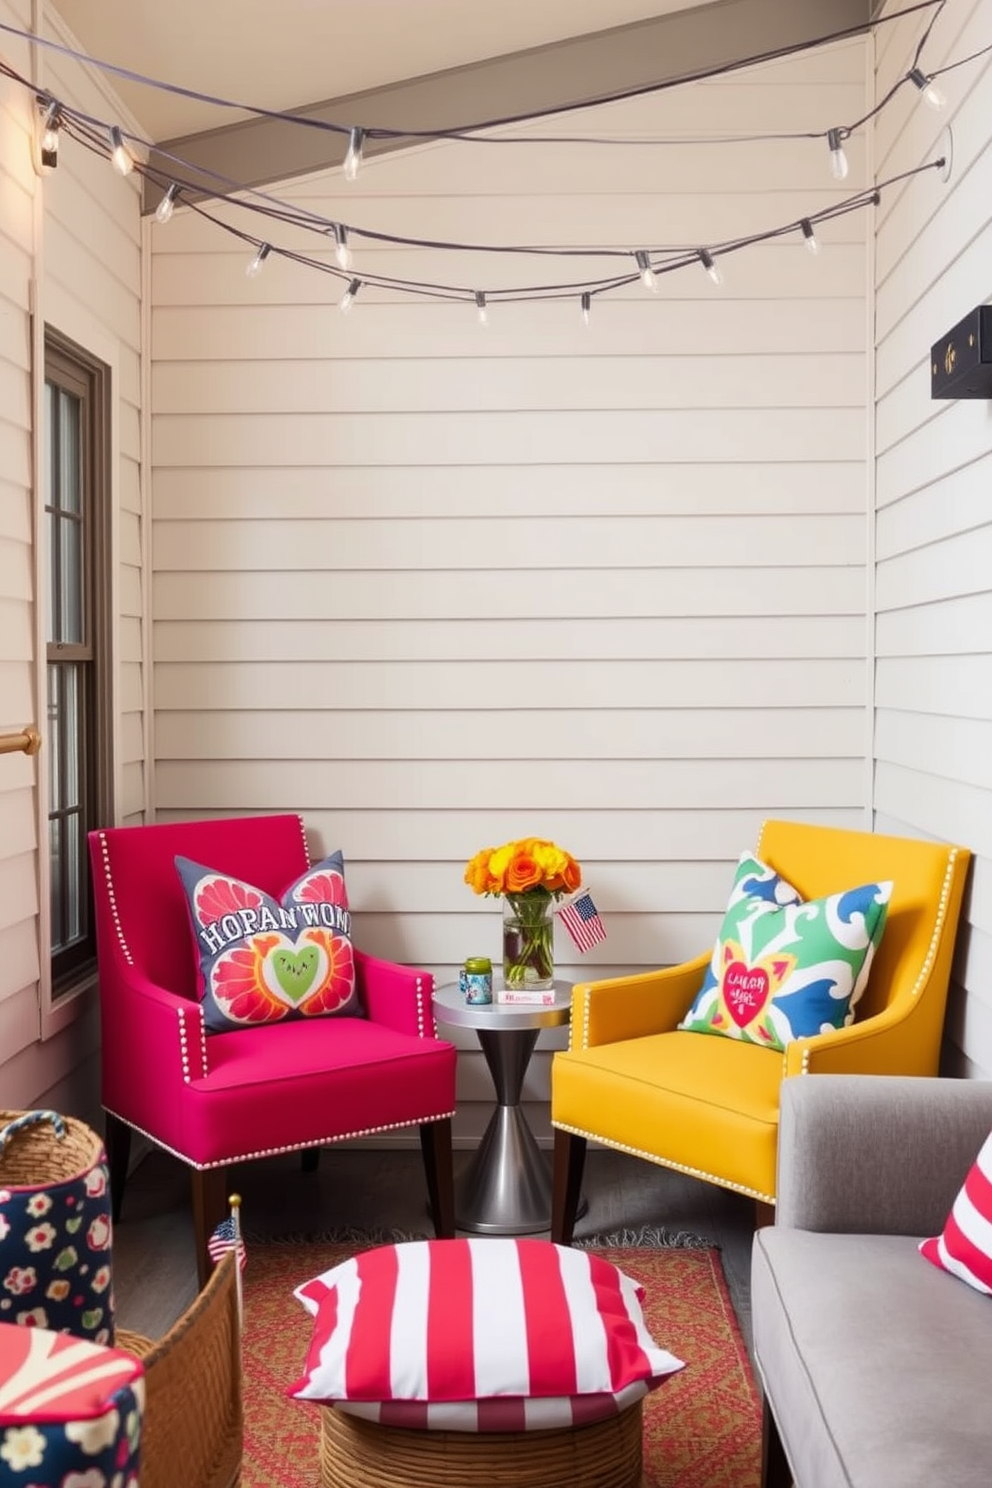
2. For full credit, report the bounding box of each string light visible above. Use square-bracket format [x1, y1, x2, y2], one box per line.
[581, 291, 591, 327]
[698, 248, 722, 285]
[330, 223, 352, 270]
[800, 218, 820, 254]
[826, 128, 849, 180]
[246, 242, 271, 277]
[155, 183, 180, 223]
[109, 124, 132, 176]
[634, 251, 658, 291]
[908, 66, 946, 110]
[343, 127, 365, 182]
[339, 277, 361, 313]
[475, 290, 488, 326]
[38, 97, 60, 170]
[0, 11, 967, 312]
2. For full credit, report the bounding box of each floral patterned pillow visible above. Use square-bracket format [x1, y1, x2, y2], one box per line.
[175, 850, 361, 1034]
[679, 853, 892, 1052]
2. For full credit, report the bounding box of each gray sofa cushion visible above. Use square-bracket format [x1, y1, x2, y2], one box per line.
[753, 1227, 992, 1488]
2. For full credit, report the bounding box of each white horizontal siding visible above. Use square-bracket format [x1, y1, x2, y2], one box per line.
[873, 0, 992, 1076]
[0, 0, 147, 1106]
[150, 40, 870, 1135]
[0, 27, 41, 1069]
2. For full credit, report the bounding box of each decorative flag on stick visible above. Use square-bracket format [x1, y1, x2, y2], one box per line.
[209, 1193, 246, 1325]
[208, 1194, 246, 1272]
[558, 891, 607, 952]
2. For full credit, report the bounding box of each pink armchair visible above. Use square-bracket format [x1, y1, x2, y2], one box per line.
[89, 814, 456, 1282]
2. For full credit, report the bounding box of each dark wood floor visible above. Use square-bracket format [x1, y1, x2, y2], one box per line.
[111, 1140, 759, 1360]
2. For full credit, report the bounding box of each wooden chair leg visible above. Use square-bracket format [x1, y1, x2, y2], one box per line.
[191, 1165, 229, 1289]
[551, 1128, 587, 1245]
[103, 1113, 132, 1224]
[761, 1395, 794, 1488]
[755, 1199, 776, 1229]
[300, 1147, 321, 1173]
[420, 1118, 455, 1238]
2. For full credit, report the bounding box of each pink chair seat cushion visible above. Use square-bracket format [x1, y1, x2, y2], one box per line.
[171, 1020, 455, 1165]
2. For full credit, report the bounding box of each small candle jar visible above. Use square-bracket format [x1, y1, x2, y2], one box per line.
[460, 956, 493, 1005]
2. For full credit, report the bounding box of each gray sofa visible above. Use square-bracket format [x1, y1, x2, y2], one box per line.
[752, 1073, 992, 1488]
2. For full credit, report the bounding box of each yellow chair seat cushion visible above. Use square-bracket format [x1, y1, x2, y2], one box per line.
[552, 1031, 784, 1202]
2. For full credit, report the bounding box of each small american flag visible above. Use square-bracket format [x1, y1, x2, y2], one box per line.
[558, 891, 606, 952]
[208, 1198, 247, 1274]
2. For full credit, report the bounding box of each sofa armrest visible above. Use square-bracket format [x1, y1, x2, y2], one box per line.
[776, 1073, 992, 1236]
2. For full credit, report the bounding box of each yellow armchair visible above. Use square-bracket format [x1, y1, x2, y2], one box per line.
[550, 819, 971, 1241]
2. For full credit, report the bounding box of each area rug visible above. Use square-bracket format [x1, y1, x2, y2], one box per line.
[240, 1240, 761, 1488]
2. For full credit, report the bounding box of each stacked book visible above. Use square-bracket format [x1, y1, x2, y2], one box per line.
[495, 985, 558, 1006]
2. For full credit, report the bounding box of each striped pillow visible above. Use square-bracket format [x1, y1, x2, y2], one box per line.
[288, 1238, 684, 1432]
[919, 1131, 992, 1294]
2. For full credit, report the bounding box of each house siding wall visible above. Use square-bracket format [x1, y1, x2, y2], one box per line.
[0, 1, 146, 1113]
[872, 0, 992, 1077]
[149, 40, 870, 1141]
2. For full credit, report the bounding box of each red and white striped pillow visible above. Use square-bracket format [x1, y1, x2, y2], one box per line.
[288, 1238, 684, 1432]
[919, 1129, 992, 1294]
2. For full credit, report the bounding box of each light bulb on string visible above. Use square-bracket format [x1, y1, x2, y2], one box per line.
[699, 249, 722, 285]
[800, 218, 820, 255]
[339, 278, 362, 314]
[38, 98, 60, 171]
[246, 243, 271, 278]
[908, 67, 946, 111]
[634, 251, 658, 291]
[475, 291, 489, 327]
[343, 127, 365, 182]
[109, 125, 133, 176]
[581, 292, 591, 328]
[330, 224, 352, 270]
[155, 184, 180, 224]
[826, 128, 849, 180]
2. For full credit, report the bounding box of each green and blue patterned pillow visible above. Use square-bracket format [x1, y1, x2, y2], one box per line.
[679, 853, 892, 1053]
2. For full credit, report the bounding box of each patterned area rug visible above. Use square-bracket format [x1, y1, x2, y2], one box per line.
[240, 1240, 760, 1488]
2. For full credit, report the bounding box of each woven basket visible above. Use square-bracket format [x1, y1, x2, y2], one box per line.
[0, 1109, 105, 1186]
[115, 1249, 243, 1488]
[319, 1397, 644, 1488]
[0, 1109, 114, 1343]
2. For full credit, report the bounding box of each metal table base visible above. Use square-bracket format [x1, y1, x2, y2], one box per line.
[433, 981, 586, 1235]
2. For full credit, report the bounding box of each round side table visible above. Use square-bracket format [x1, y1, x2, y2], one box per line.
[432, 979, 584, 1235]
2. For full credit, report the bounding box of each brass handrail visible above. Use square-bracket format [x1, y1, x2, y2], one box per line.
[0, 727, 42, 757]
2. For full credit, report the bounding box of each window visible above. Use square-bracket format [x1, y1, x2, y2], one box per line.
[44, 332, 113, 994]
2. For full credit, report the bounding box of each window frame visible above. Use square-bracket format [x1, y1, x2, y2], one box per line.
[42, 329, 114, 1012]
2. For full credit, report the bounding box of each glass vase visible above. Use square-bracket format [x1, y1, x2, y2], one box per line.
[502, 893, 555, 991]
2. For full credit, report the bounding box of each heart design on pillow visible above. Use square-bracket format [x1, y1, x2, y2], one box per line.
[268, 941, 325, 1004]
[722, 959, 770, 1027]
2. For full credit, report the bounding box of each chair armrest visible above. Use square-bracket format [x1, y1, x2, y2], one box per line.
[782, 998, 938, 1079]
[571, 951, 711, 1049]
[101, 966, 208, 1085]
[776, 1073, 992, 1236]
[355, 949, 436, 1039]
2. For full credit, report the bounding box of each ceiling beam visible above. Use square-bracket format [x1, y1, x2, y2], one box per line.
[143, 0, 871, 213]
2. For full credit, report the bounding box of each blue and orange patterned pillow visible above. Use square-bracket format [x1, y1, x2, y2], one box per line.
[175, 850, 361, 1034]
[679, 853, 892, 1052]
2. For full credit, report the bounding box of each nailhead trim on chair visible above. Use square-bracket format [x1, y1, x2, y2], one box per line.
[552, 1120, 775, 1204]
[94, 831, 133, 965]
[104, 1105, 458, 1169]
[178, 1004, 209, 1082]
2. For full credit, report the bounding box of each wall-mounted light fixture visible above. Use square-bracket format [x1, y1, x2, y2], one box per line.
[931, 306, 992, 398]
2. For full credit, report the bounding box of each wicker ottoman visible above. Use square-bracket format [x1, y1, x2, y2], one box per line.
[318, 1397, 645, 1488]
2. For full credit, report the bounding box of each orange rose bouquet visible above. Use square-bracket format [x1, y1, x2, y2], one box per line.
[464, 838, 581, 990]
